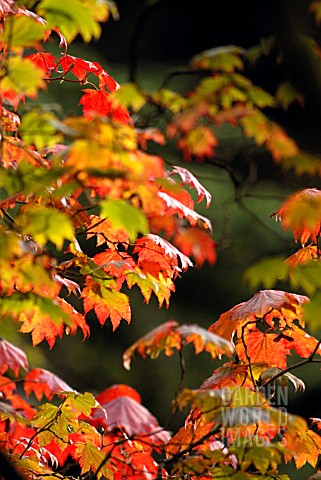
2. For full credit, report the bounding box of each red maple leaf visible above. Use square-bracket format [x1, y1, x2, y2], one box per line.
[79, 88, 132, 123]
[96, 384, 142, 404]
[27, 52, 57, 78]
[24, 368, 75, 401]
[59, 55, 118, 91]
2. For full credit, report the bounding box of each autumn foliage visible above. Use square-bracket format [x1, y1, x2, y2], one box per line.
[1, 1, 321, 479]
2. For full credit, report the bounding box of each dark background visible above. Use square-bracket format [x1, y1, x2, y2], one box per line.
[7, 2, 321, 477]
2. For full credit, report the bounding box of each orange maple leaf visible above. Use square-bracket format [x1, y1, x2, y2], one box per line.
[18, 311, 64, 348]
[235, 328, 292, 369]
[173, 227, 216, 267]
[86, 215, 129, 247]
[272, 188, 321, 245]
[82, 278, 131, 330]
[209, 290, 308, 341]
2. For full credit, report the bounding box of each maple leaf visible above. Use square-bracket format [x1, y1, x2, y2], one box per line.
[200, 363, 255, 390]
[173, 227, 217, 267]
[0, 105, 20, 132]
[0, 57, 45, 108]
[158, 192, 212, 231]
[94, 250, 135, 290]
[2, 15, 46, 50]
[235, 328, 292, 369]
[36, 0, 106, 43]
[0, 339, 28, 377]
[86, 215, 129, 247]
[26, 52, 57, 78]
[0, 376, 17, 396]
[59, 54, 118, 91]
[18, 204, 74, 250]
[272, 188, 321, 245]
[24, 368, 75, 401]
[123, 320, 181, 370]
[190, 45, 245, 72]
[74, 442, 113, 480]
[209, 290, 309, 340]
[82, 278, 131, 330]
[79, 88, 131, 123]
[177, 126, 218, 161]
[134, 234, 192, 278]
[92, 391, 171, 444]
[96, 384, 142, 405]
[100, 198, 148, 242]
[284, 428, 321, 468]
[123, 320, 234, 370]
[18, 309, 64, 348]
[169, 165, 212, 207]
[286, 244, 319, 267]
[126, 268, 174, 307]
[58, 298, 90, 339]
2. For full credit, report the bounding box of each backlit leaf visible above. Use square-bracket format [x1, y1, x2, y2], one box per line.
[177, 126, 218, 161]
[37, 0, 105, 43]
[123, 321, 234, 370]
[190, 45, 245, 72]
[18, 205, 74, 250]
[209, 290, 308, 340]
[2, 15, 45, 49]
[24, 368, 74, 400]
[20, 110, 63, 150]
[0, 56, 45, 105]
[82, 278, 131, 330]
[272, 188, 321, 245]
[173, 227, 216, 267]
[243, 255, 289, 289]
[158, 191, 212, 231]
[235, 328, 292, 369]
[75, 442, 113, 479]
[79, 88, 131, 123]
[169, 165, 212, 206]
[114, 82, 147, 112]
[100, 198, 148, 242]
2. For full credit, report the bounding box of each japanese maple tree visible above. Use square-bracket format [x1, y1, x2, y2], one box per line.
[0, 1, 321, 480]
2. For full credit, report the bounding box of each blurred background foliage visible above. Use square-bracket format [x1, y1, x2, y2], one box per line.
[5, 5, 321, 476]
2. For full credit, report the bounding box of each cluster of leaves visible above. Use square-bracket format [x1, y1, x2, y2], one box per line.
[1, 0, 321, 479]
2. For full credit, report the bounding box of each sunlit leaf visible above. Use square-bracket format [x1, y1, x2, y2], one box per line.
[37, 0, 105, 42]
[2, 15, 45, 49]
[18, 205, 74, 250]
[272, 188, 321, 245]
[123, 320, 234, 370]
[169, 165, 212, 206]
[24, 368, 75, 400]
[100, 198, 148, 242]
[82, 278, 131, 330]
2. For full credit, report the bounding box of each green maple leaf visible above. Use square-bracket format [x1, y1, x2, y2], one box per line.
[100, 198, 148, 242]
[18, 205, 74, 250]
[37, 0, 103, 42]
